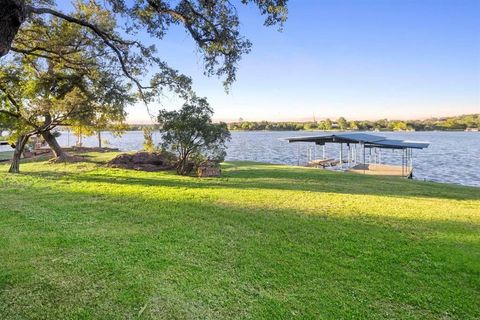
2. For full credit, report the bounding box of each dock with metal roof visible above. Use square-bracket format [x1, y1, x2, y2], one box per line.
[286, 133, 430, 178]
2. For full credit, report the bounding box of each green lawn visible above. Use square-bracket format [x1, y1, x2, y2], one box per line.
[0, 153, 479, 319]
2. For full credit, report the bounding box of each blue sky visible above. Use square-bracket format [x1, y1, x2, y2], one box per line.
[64, 1, 480, 122]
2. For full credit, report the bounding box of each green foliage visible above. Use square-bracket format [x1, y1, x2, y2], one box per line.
[349, 120, 359, 130]
[0, 5, 133, 140]
[143, 127, 155, 152]
[337, 117, 348, 130]
[99, 0, 288, 88]
[0, 155, 478, 318]
[5, 0, 288, 101]
[227, 114, 480, 131]
[158, 97, 231, 175]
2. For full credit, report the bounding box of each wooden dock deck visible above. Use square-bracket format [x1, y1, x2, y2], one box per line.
[306, 158, 339, 168]
[347, 163, 413, 178]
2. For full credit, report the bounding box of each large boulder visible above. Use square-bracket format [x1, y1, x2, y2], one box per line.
[107, 152, 174, 171]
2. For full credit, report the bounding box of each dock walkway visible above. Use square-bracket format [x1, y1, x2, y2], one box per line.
[347, 163, 413, 178]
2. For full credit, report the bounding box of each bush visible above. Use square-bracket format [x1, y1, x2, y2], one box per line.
[158, 97, 231, 175]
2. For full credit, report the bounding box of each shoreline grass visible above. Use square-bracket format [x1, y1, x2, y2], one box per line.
[0, 153, 479, 319]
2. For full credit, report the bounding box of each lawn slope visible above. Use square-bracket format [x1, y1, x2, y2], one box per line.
[0, 153, 479, 319]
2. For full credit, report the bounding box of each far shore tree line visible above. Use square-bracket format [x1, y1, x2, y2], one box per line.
[223, 114, 480, 132]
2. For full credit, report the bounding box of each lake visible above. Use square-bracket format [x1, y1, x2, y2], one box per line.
[1, 130, 479, 187]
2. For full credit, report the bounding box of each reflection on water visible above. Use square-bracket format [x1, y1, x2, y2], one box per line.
[49, 130, 480, 187]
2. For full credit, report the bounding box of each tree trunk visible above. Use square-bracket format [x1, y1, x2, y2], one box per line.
[0, 0, 27, 57]
[98, 131, 102, 148]
[176, 151, 193, 175]
[41, 130, 69, 160]
[8, 134, 28, 173]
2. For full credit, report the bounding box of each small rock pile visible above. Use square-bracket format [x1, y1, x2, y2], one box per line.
[196, 160, 221, 177]
[107, 152, 174, 172]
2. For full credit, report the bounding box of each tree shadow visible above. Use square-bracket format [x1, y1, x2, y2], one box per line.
[1, 182, 478, 319]
[23, 161, 480, 201]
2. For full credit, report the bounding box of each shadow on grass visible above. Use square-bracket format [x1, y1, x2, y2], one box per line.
[0, 182, 479, 319]
[23, 161, 480, 201]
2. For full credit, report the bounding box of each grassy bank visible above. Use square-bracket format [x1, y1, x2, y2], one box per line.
[0, 153, 479, 319]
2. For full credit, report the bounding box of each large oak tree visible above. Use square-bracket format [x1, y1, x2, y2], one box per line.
[0, 4, 136, 172]
[0, 0, 287, 172]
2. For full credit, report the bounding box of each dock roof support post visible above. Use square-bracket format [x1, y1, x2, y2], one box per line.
[347, 144, 351, 165]
[339, 143, 343, 168]
[410, 148, 413, 169]
[362, 142, 366, 174]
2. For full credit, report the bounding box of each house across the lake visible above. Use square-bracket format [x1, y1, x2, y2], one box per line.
[286, 133, 430, 178]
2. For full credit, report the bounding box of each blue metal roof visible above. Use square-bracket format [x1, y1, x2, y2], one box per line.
[334, 133, 386, 143]
[286, 133, 429, 149]
[371, 139, 430, 149]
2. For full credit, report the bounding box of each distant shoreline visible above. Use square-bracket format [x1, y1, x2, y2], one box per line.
[226, 128, 478, 132]
[126, 114, 479, 132]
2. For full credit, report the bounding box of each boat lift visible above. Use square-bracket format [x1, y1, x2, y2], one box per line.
[287, 133, 430, 178]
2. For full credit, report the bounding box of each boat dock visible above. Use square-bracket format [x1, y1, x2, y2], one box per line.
[286, 133, 429, 178]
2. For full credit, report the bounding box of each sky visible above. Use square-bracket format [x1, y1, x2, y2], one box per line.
[68, 0, 480, 123]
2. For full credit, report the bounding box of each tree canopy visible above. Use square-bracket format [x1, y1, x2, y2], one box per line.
[1, 0, 288, 95]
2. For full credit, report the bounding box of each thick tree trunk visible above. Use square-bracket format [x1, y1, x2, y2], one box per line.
[0, 0, 27, 57]
[8, 134, 28, 173]
[41, 130, 69, 160]
[98, 131, 102, 148]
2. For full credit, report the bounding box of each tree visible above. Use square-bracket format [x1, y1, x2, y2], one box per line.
[0, 7, 133, 172]
[348, 120, 358, 130]
[323, 118, 333, 130]
[158, 97, 231, 175]
[71, 111, 128, 148]
[143, 127, 155, 152]
[1, 1, 287, 172]
[337, 117, 348, 131]
[303, 122, 317, 130]
[1, 0, 288, 94]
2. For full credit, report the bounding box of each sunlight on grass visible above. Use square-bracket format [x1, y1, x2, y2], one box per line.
[0, 153, 479, 319]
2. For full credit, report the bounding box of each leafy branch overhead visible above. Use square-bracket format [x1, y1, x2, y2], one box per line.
[1, 0, 288, 97]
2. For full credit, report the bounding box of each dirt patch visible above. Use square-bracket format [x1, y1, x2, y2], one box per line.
[48, 155, 89, 163]
[66, 146, 120, 153]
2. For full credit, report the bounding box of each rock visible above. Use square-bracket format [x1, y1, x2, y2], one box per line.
[107, 152, 174, 171]
[197, 160, 221, 177]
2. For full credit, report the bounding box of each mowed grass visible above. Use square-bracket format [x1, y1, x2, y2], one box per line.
[0, 153, 479, 319]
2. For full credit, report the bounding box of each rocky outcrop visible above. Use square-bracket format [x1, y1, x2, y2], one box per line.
[107, 152, 174, 172]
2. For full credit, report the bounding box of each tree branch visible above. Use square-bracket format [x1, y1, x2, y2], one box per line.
[27, 5, 150, 101]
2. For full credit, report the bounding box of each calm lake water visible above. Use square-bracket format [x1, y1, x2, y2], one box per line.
[2, 130, 479, 187]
